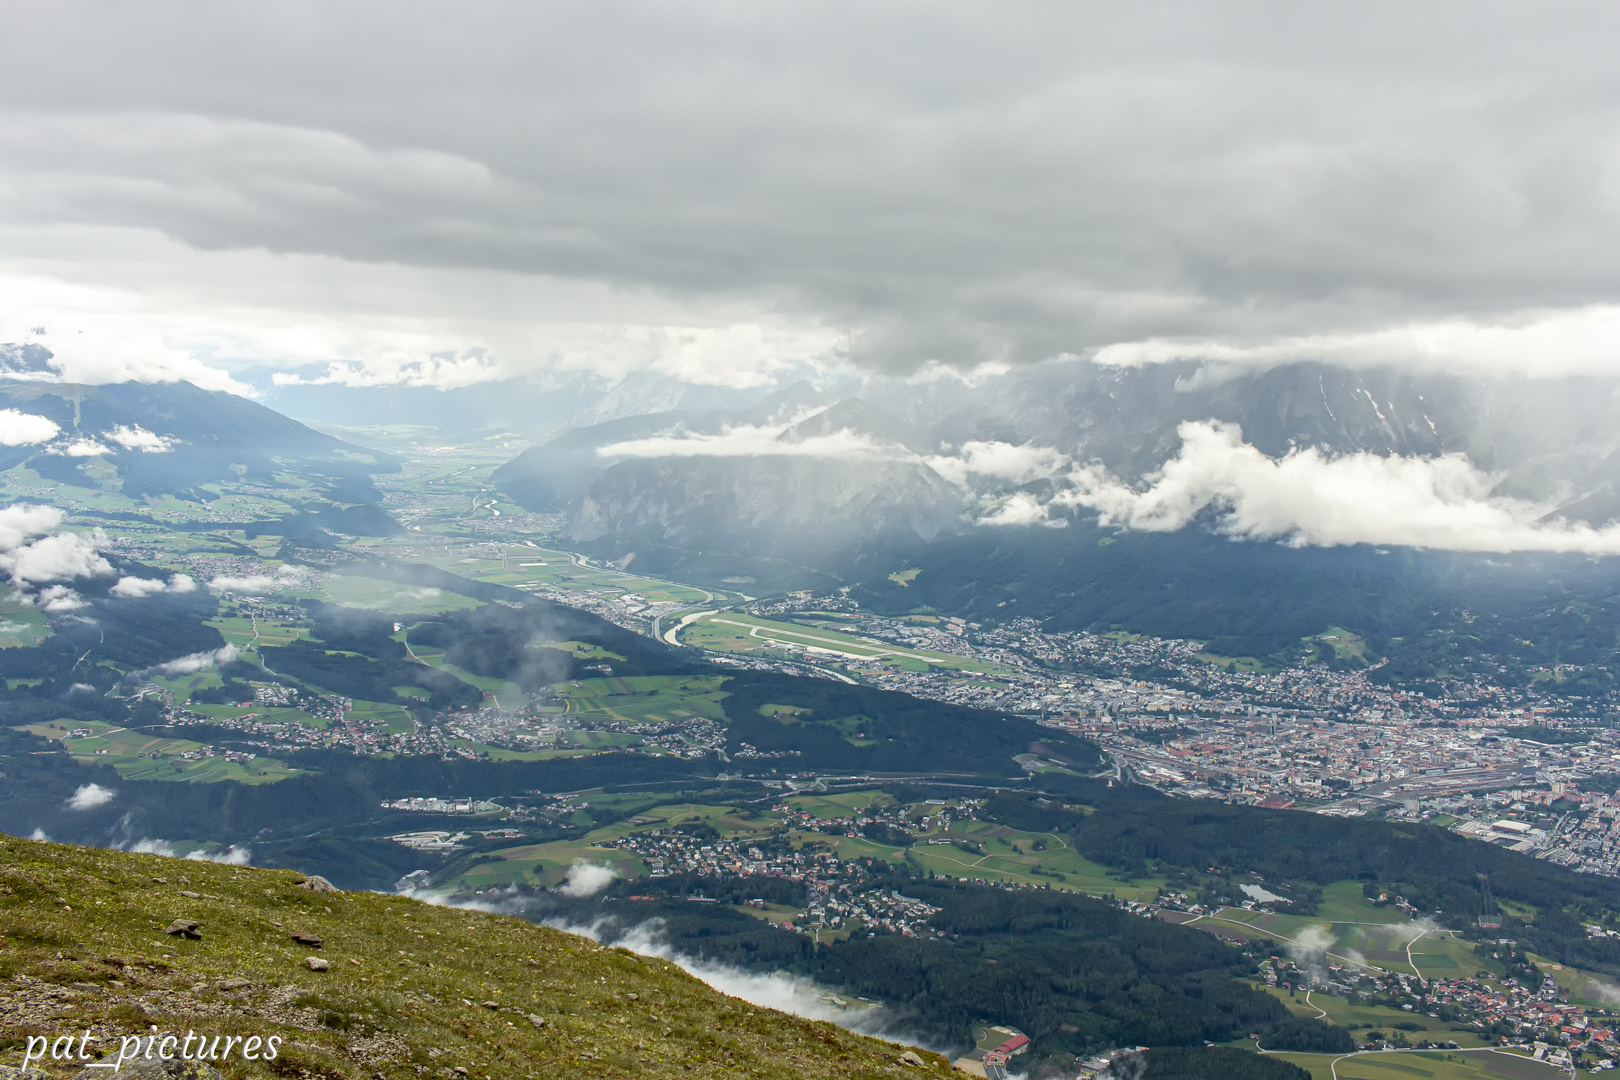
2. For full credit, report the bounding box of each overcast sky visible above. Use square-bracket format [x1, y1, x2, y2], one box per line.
[4, 1, 1620, 392]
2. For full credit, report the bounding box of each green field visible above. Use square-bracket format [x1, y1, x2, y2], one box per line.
[445, 784, 1169, 900]
[1530, 953, 1620, 1009]
[21, 719, 298, 784]
[680, 612, 1004, 674]
[204, 614, 308, 652]
[908, 820, 1162, 902]
[456, 802, 780, 889]
[379, 544, 715, 605]
[399, 631, 528, 708]
[0, 586, 50, 648]
[1272, 1048, 1566, 1080]
[1260, 985, 1491, 1048]
[556, 675, 730, 724]
[782, 791, 881, 819]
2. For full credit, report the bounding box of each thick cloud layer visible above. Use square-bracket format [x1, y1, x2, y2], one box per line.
[5, 3, 1620, 388]
[1050, 421, 1620, 554]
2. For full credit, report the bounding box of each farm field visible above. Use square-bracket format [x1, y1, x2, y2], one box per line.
[1260, 985, 1492, 1048]
[19, 718, 298, 783]
[1271, 1048, 1566, 1080]
[0, 587, 50, 648]
[556, 675, 730, 724]
[457, 802, 780, 889]
[1528, 953, 1620, 1009]
[1182, 900, 1491, 980]
[909, 819, 1162, 901]
[204, 614, 307, 652]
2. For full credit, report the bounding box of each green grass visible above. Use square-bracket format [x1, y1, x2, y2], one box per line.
[0, 586, 51, 647]
[783, 792, 880, 818]
[460, 803, 783, 889]
[204, 614, 308, 650]
[346, 698, 417, 733]
[1183, 907, 1478, 978]
[1271, 1048, 1567, 1080]
[905, 822, 1162, 902]
[1258, 986, 1489, 1048]
[1529, 953, 1620, 1008]
[557, 675, 730, 724]
[0, 835, 948, 1079]
[1319, 626, 1370, 661]
[1196, 651, 1273, 672]
[1316, 881, 1411, 924]
[20, 719, 299, 784]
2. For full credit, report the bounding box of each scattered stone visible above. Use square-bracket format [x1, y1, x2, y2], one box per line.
[625, 993, 638, 1001]
[305, 956, 330, 971]
[349, 958, 362, 966]
[899, 1050, 926, 1067]
[70, 982, 100, 992]
[295, 875, 340, 893]
[177, 877, 191, 885]
[291, 932, 325, 948]
[151, 877, 168, 884]
[165, 919, 202, 939]
[216, 977, 252, 991]
[525, 1013, 547, 1028]
[481, 1000, 499, 1009]
[453, 1069, 468, 1077]
[0, 1068, 48, 1080]
[179, 890, 200, 899]
[71, 1061, 223, 1080]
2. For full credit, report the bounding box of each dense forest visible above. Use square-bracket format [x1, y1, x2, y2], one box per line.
[537, 872, 1352, 1071]
[982, 793, 1620, 974]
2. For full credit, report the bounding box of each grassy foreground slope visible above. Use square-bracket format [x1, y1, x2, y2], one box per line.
[0, 837, 948, 1079]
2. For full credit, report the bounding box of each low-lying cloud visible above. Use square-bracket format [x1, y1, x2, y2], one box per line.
[0, 529, 112, 584]
[1041, 420, 1620, 554]
[140, 643, 240, 678]
[0, 408, 61, 446]
[103, 424, 177, 452]
[110, 573, 196, 598]
[209, 566, 310, 593]
[553, 917, 930, 1048]
[599, 419, 896, 462]
[66, 783, 116, 810]
[556, 861, 618, 898]
[0, 504, 63, 549]
[120, 838, 253, 864]
[38, 585, 89, 612]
